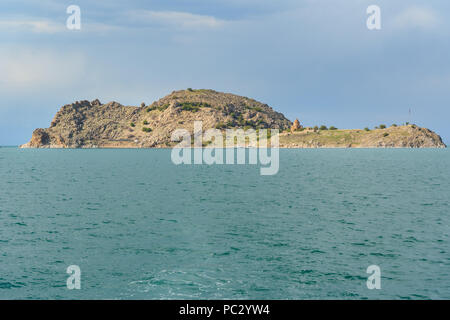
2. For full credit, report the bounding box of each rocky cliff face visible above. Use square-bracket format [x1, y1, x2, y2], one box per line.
[21, 89, 292, 148]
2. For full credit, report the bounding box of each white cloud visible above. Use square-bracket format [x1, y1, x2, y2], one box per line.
[82, 22, 125, 34]
[392, 6, 441, 30]
[0, 18, 65, 33]
[0, 10, 224, 34]
[0, 48, 86, 91]
[127, 10, 225, 29]
[0, 15, 124, 34]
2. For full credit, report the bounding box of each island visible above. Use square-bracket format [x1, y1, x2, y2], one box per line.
[21, 89, 446, 149]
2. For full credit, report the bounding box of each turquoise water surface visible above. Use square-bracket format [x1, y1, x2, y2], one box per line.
[0, 148, 449, 299]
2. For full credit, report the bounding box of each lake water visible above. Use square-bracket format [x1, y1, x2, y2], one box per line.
[0, 147, 449, 299]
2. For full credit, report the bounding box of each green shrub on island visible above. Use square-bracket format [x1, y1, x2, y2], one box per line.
[226, 121, 234, 127]
[244, 120, 256, 127]
[187, 88, 194, 92]
[379, 124, 386, 129]
[254, 119, 268, 129]
[329, 126, 337, 130]
[147, 104, 168, 112]
[364, 127, 370, 131]
[178, 102, 212, 112]
[130, 122, 135, 127]
[143, 120, 149, 125]
[142, 127, 152, 133]
[391, 124, 397, 127]
[320, 125, 328, 130]
[215, 122, 226, 129]
[158, 104, 170, 111]
[243, 105, 264, 112]
[383, 133, 389, 137]
[202, 140, 213, 147]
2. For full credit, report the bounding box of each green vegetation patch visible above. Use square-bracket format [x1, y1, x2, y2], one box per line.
[178, 102, 212, 112]
[244, 105, 265, 113]
[158, 104, 170, 111]
[215, 122, 227, 129]
[146, 103, 169, 112]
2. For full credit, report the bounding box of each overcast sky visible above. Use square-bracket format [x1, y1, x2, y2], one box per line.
[1, 0, 449, 145]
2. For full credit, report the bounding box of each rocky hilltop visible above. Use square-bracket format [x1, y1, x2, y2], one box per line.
[21, 89, 446, 148]
[21, 89, 291, 148]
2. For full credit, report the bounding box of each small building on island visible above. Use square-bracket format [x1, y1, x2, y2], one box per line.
[291, 119, 302, 132]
